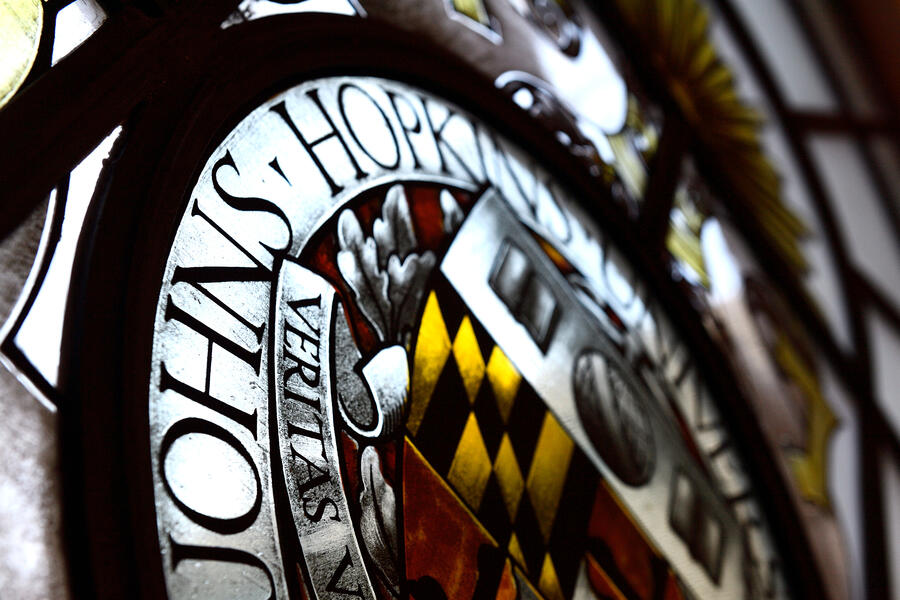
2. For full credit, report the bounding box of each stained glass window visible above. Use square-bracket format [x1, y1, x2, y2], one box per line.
[0, 0, 897, 598]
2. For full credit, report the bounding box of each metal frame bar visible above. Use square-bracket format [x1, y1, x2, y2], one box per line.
[785, 0, 900, 279]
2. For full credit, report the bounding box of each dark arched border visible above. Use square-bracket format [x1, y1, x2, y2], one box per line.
[59, 12, 828, 600]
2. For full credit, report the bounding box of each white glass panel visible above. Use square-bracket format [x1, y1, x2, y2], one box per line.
[756, 127, 853, 349]
[0, 361, 69, 600]
[51, 0, 106, 66]
[221, 0, 362, 29]
[10, 126, 121, 393]
[728, 0, 838, 111]
[809, 135, 900, 307]
[868, 312, 900, 439]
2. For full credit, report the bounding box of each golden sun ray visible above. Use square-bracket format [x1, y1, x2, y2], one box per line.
[616, 0, 810, 276]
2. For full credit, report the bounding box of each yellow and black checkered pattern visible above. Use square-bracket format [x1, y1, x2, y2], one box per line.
[406, 276, 597, 600]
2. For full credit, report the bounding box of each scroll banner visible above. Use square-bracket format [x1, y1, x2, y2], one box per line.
[271, 260, 377, 600]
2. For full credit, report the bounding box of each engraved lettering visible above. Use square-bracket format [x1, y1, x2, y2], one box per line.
[211, 151, 293, 258]
[271, 90, 368, 196]
[325, 547, 365, 597]
[421, 96, 480, 182]
[338, 83, 401, 170]
[158, 362, 258, 439]
[386, 90, 423, 169]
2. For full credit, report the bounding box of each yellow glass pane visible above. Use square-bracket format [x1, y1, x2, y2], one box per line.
[0, 0, 42, 109]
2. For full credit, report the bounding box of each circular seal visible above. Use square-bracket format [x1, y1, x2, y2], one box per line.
[141, 74, 792, 600]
